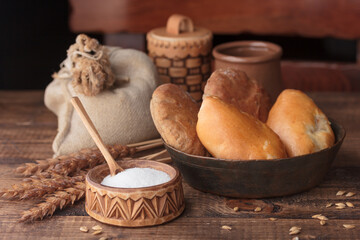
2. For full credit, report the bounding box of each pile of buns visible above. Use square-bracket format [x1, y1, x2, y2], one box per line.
[150, 68, 335, 160]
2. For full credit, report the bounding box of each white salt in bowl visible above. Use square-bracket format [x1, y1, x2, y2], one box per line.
[85, 159, 185, 227]
[101, 167, 171, 188]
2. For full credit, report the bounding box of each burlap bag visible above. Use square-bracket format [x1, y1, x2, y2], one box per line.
[45, 36, 160, 156]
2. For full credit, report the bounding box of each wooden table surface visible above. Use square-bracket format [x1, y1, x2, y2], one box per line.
[0, 90, 359, 240]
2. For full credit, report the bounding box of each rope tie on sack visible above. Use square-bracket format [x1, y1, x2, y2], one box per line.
[52, 34, 115, 96]
[54, 50, 104, 80]
[72, 50, 104, 61]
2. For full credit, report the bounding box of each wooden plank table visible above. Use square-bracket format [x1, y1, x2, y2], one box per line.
[0, 90, 359, 239]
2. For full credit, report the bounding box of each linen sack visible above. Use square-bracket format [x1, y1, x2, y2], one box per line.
[45, 47, 161, 156]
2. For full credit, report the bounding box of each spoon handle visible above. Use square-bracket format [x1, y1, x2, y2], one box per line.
[71, 96, 123, 175]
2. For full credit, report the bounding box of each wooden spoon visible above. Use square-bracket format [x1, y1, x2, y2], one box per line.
[71, 96, 123, 176]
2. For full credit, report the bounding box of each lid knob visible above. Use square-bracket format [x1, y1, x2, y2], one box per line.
[166, 14, 194, 35]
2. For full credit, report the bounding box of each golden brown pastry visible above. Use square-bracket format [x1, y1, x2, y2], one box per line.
[267, 89, 335, 157]
[196, 96, 287, 160]
[150, 83, 206, 156]
[203, 68, 271, 122]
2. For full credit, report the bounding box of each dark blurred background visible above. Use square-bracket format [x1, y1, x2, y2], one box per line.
[0, 1, 101, 89]
[0, 0, 357, 90]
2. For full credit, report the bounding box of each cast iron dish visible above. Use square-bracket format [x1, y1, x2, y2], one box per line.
[164, 119, 345, 198]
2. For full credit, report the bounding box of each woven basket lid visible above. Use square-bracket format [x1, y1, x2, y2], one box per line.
[147, 14, 212, 59]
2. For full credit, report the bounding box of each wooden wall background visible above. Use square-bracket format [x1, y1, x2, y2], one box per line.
[69, 0, 360, 91]
[1, 0, 359, 90]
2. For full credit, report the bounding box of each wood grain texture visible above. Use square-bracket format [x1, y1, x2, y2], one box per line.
[0, 91, 359, 239]
[69, 0, 360, 39]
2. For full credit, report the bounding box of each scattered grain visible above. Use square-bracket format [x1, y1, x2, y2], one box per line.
[292, 237, 299, 240]
[336, 190, 346, 196]
[346, 202, 354, 208]
[221, 225, 232, 231]
[233, 207, 239, 212]
[79, 226, 89, 233]
[92, 225, 102, 231]
[326, 203, 333, 208]
[92, 230, 102, 235]
[289, 227, 300, 231]
[320, 220, 326, 226]
[254, 207, 262, 212]
[345, 192, 356, 197]
[335, 203, 346, 209]
[343, 224, 355, 229]
[318, 215, 329, 221]
[312, 214, 328, 221]
[269, 218, 278, 221]
[289, 226, 301, 235]
[312, 214, 323, 219]
[99, 237, 108, 240]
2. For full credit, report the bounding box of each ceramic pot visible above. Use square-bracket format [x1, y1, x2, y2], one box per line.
[147, 14, 213, 101]
[212, 41, 284, 102]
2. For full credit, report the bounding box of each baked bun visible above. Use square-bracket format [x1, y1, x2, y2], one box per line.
[196, 96, 287, 160]
[267, 89, 335, 157]
[203, 69, 271, 122]
[150, 83, 206, 156]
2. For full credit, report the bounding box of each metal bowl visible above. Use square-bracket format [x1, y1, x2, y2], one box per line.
[164, 119, 345, 198]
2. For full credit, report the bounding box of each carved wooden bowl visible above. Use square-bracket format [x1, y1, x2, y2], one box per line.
[164, 119, 345, 198]
[85, 160, 185, 227]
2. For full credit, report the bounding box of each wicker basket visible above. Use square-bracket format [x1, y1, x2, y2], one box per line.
[147, 14, 213, 101]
